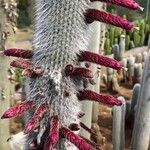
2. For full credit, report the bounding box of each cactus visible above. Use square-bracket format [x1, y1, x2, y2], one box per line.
[114, 38, 118, 44]
[131, 49, 150, 150]
[129, 83, 141, 120]
[112, 44, 120, 61]
[104, 38, 111, 54]
[133, 31, 140, 47]
[107, 68, 114, 90]
[127, 55, 135, 83]
[133, 63, 143, 84]
[109, 27, 115, 46]
[129, 40, 135, 49]
[119, 34, 125, 61]
[121, 58, 127, 83]
[135, 53, 142, 63]
[142, 51, 148, 62]
[125, 35, 130, 50]
[112, 96, 126, 150]
[1, 0, 142, 149]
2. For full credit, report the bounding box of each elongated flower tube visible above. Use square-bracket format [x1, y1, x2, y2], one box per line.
[78, 90, 122, 106]
[1, 101, 34, 119]
[10, 59, 33, 69]
[4, 48, 33, 59]
[85, 9, 134, 30]
[24, 104, 48, 134]
[79, 51, 123, 70]
[60, 127, 93, 150]
[65, 64, 93, 78]
[90, 0, 143, 11]
[48, 116, 60, 149]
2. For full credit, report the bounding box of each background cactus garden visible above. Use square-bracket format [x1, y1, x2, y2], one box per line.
[0, 0, 150, 150]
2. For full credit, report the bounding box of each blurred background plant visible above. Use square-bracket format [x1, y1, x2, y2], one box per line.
[104, 0, 150, 55]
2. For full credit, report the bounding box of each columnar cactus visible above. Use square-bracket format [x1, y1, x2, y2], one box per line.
[112, 96, 126, 150]
[131, 47, 150, 150]
[1, 0, 142, 149]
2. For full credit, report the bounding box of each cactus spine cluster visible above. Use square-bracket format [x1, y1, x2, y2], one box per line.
[1, 0, 142, 149]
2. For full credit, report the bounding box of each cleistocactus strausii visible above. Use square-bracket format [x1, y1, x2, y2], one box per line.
[1, 0, 142, 149]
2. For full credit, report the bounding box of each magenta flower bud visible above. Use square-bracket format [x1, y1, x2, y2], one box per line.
[90, 0, 142, 11]
[69, 123, 80, 131]
[10, 59, 33, 69]
[65, 64, 93, 78]
[77, 111, 85, 118]
[79, 51, 123, 70]
[85, 9, 134, 30]
[4, 48, 33, 58]
[60, 127, 93, 150]
[1, 101, 34, 119]
[24, 104, 48, 134]
[78, 90, 122, 106]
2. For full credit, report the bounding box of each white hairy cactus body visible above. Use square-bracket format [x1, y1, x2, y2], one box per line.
[2, 0, 142, 149]
[26, 0, 91, 149]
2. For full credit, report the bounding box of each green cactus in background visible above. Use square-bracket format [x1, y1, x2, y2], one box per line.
[105, 19, 150, 51]
[139, 20, 145, 36]
[125, 35, 130, 50]
[114, 38, 118, 44]
[133, 31, 140, 47]
[104, 38, 111, 54]
[114, 27, 122, 39]
[129, 41, 135, 49]
[140, 32, 145, 46]
[109, 27, 115, 46]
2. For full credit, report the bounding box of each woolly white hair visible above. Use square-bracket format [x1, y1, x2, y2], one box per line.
[25, 0, 92, 149]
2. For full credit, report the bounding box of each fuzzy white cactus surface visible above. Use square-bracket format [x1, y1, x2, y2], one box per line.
[1, 0, 142, 149]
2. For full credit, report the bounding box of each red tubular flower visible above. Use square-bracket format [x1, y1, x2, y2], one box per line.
[90, 0, 143, 11]
[10, 59, 33, 69]
[24, 104, 48, 134]
[48, 115, 60, 149]
[1, 101, 34, 119]
[4, 48, 33, 58]
[78, 90, 122, 106]
[65, 64, 93, 78]
[85, 9, 134, 30]
[60, 127, 93, 150]
[79, 51, 123, 70]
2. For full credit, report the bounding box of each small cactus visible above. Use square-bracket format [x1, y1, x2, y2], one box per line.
[112, 96, 126, 150]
